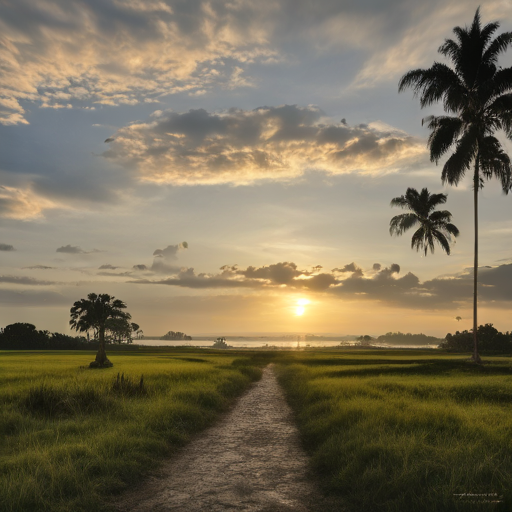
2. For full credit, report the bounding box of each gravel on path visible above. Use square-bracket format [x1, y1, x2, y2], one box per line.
[114, 364, 345, 512]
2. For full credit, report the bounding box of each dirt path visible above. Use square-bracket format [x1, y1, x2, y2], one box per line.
[114, 365, 344, 512]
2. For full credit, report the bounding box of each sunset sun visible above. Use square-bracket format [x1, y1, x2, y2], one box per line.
[295, 298, 310, 316]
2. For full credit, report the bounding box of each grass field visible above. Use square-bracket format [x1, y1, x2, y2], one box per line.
[275, 350, 512, 511]
[3, 348, 512, 512]
[0, 349, 266, 512]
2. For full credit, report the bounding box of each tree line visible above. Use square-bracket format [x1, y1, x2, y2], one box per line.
[0, 323, 88, 350]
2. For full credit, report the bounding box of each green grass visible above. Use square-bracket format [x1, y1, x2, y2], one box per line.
[275, 350, 512, 512]
[0, 349, 265, 512]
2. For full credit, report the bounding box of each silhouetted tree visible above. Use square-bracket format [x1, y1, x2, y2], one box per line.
[390, 187, 459, 255]
[106, 317, 135, 344]
[441, 324, 512, 353]
[399, 8, 512, 363]
[70, 293, 131, 367]
[0, 323, 49, 349]
[213, 337, 229, 349]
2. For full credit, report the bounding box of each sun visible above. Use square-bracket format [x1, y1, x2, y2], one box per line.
[295, 298, 310, 316]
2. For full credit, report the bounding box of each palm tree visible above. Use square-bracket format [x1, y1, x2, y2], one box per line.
[398, 8, 512, 363]
[70, 293, 131, 367]
[390, 187, 459, 255]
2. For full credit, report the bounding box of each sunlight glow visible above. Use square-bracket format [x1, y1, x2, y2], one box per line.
[295, 298, 310, 316]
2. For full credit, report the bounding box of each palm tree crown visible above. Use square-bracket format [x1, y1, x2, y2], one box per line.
[390, 187, 459, 256]
[399, 8, 512, 189]
[70, 293, 130, 367]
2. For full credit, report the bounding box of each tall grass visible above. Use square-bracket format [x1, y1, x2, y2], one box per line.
[276, 351, 512, 512]
[0, 349, 265, 512]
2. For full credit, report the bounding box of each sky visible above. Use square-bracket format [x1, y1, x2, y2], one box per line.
[1, 0, 512, 337]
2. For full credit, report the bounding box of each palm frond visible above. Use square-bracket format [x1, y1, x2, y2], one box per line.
[399, 64, 466, 112]
[389, 213, 418, 236]
[479, 135, 512, 192]
[487, 67, 512, 100]
[411, 226, 426, 253]
[441, 127, 478, 185]
[433, 231, 451, 255]
[429, 210, 453, 223]
[480, 21, 500, 49]
[438, 38, 460, 61]
[389, 195, 408, 208]
[445, 223, 460, 237]
[426, 116, 463, 162]
[427, 193, 448, 211]
[483, 32, 512, 64]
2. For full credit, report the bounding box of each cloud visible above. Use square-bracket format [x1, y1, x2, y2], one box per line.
[1, 0, 503, 125]
[332, 262, 363, 277]
[0, 244, 15, 251]
[0, 275, 57, 285]
[99, 264, 119, 270]
[0, 289, 68, 306]
[351, 1, 505, 89]
[129, 261, 340, 291]
[0, 185, 60, 220]
[56, 245, 100, 254]
[0, 0, 276, 124]
[125, 260, 512, 310]
[103, 105, 426, 185]
[133, 264, 148, 271]
[23, 265, 56, 270]
[151, 242, 188, 274]
[97, 271, 133, 277]
[237, 262, 303, 285]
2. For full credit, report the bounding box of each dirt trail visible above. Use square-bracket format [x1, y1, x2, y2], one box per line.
[114, 365, 344, 512]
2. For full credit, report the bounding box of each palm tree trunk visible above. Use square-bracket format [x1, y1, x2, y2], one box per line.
[472, 160, 482, 364]
[92, 325, 113, 367]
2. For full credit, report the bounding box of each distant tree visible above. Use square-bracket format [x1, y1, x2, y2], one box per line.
[212, 337, 229, 349]
[377, 332, 442, 346]
[398, 8, 512, 363]
[0, 323, 50, 349]
[70, 293, 131, 367]
[356, 335, 374, 347]
[162, 330, 192, 341]
[390, 187, 459, 255]
[105, 317, 135, 344]
[441, 324, 512, 353]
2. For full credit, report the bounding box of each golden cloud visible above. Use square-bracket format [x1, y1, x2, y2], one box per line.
[0, 185, 61, 220]
[0, 0, 275, 124]
[103, 105, 427, 184]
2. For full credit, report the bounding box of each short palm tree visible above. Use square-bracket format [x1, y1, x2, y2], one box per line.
[70, 293, 131, 367]
[390, 187, 459, 255]
[398, 8, 512, 363]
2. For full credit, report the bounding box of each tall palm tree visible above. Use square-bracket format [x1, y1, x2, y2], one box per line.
[398, 8, 512, 363]
[70, 293, 131, 367]
[390, 187, 459, 255]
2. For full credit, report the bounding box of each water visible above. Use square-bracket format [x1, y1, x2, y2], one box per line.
[135, 338, 439, 349]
